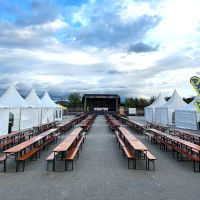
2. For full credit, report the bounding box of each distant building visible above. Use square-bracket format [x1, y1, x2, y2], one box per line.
[82, 94, 120, 112]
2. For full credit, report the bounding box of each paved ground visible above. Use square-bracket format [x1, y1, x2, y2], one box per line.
[0, 115, 200, 200]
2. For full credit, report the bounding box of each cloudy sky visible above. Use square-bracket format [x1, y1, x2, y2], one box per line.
[0, 0, 200, 100]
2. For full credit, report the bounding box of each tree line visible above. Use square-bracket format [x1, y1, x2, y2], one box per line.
[57, 93, 195, 108]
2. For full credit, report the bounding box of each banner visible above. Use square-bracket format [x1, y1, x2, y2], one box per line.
[190, 76, 200, 96]
[190, 76, 200, 112]
[194, 99, 200, 112]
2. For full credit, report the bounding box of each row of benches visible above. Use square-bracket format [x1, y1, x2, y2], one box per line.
[16, 132, 61, 172]
[113, 114, 145, 134]
[0, 132, 61, 172]
[115, 131, 156, 170]
[0, 130, 36, 152]
[0, 116, 88, 172]
[105, 114, 119, 132]
[46, 135, 85, 171]
[144, 131, 200, 172]
[106, 116, 156, 170]
[46, 115, 96, 171]
[64, 116, 97, 170]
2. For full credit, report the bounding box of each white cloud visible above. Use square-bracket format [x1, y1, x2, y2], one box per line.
[0, 0, 200, 99]
[119, 0, 156, 22]
[147, 0, 200, 47]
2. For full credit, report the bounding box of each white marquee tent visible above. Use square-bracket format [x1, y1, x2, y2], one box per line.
[0, 102, 9, 135]
[175, 96, 200, 130]
[25, 88, 42, 126]
[40, 91, 62, 123]
[144, 93, 166, 123]
[0, 84, 36, 132]
[155, 90, 187, 125]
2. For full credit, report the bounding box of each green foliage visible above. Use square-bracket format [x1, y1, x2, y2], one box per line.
[149, 96, 156, 104]
[124, 96, 155, 108]
[164, 96, 170, 101]
[183, 96, 195, 104]
[68, 93, 82, 107]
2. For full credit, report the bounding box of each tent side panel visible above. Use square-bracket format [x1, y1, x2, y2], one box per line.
[41, 108, 54, 124]
[0, 109, 9, 135]
[20, 108, 39, 130]
[155, 107, 168, 125]
[11, 108, 20, 131]
[55, 108, 62, 121]
[175, 110, 198, 130]
[145, 107, 153, 122]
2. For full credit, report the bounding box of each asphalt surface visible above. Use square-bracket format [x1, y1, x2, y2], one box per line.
[0, 115, 200, 200]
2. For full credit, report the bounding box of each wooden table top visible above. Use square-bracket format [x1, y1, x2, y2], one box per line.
[80, 120, 90, 127]
[0, 131, 20, 140]
[118, 127, 138, 141]
[118, 127, 147, 151]
[57, 121, 72, 127]
[127, 120, 145, 128]
[53, 136, 77, 152]
[69, 128, 83, 136]
[129, 140, 148, 151]
[149, 128, 200, 152]
[33, 122, 56, 130]
[4, 128, 57, 154]
[150, 122, 170, 128]
[110, 119, 120, 127]
[53, 128, 83, 152]
[174, 128, 200, 138]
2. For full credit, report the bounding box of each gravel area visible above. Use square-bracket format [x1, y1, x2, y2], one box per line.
[0, 115, 200, 200]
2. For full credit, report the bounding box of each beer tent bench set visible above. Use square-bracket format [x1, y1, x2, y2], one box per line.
[106, 114, 156, 170]
[0, 114, 89, 172]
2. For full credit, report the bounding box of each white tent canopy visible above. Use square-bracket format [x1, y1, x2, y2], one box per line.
[155, 90, 187, 125]
[144, 93, 166, 122]
[0, 102, 9, 135]
[0, 84, 34, 132]
[25, 88, 42, 126]
[26, 88, 42, 107]
[175, 96, 200, 130]
[0, 84, 30, 108]
[40, 91, 62, 123]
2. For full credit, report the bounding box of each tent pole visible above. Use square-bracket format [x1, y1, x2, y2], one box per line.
[41, 108, 43, 124]
[19, 108, 21, 131]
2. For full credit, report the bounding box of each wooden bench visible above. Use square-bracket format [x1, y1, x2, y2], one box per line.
[143, 151, 156, 170]
[172, 146, 200, 172]
[37, 136, 55, 154]
[108, 122, 115, 132]
[65, 136, 84, 171]
[0, 138, 19, 150]
[85, 125, 92, 133]
[122, 145, 136, 169]
[115, 131, 135, 169]
[144, 132, 153, 141]
[46, 152, 58, 171]
[0, 155, 7, 172]
[0, 154, 13, 172]
[115, 131, 125, 149]
[16, 148, 39, 172]
[159, 140, 175, 152]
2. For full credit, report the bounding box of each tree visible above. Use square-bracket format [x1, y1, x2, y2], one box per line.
[183, 96, 195, 104]
[68, 93, 82, 107]
[149, 96, 156, 105]
[124, 97, 154, 108]
[164, 96, 170, 101]
[124, 98, 135, 107]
